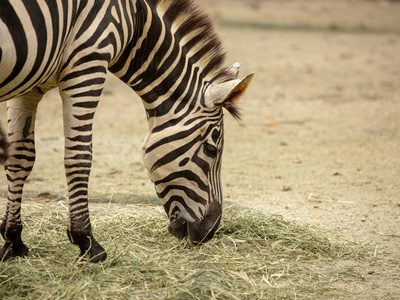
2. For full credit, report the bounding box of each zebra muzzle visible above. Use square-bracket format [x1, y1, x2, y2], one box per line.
[167, 217, 188, 240]
[167, 213, 221, 245]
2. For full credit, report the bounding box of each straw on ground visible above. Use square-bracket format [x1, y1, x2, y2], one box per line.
[0, 199, 377, 299]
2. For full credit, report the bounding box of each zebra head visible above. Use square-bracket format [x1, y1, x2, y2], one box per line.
[142, 63, 254, 244]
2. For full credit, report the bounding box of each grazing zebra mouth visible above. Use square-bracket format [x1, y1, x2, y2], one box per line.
[168, 213, 221, 244]
[168, 217, 188, 240]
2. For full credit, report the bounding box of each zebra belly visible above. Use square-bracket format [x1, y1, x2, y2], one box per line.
[0, 1, 64, 102]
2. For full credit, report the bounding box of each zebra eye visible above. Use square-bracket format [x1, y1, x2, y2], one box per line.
[204, 143, 218, 158]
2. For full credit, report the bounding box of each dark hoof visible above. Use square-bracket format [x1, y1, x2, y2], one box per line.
[67, 229, 107, 263]
[78, 241, 107, 263]
[0, 242, 29, 262]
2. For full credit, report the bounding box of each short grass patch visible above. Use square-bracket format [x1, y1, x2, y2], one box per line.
[0, 200, 373, 299]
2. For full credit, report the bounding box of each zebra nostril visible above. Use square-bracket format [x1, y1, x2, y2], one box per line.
[167, 217, 188, 240]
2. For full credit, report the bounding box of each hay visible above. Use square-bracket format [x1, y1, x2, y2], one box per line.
[0, 200, 372, 299]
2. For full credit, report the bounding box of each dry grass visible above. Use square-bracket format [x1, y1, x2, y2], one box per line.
[0, 199, 373, 299]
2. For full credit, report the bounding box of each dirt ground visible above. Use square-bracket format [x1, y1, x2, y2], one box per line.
[0, 0, 399, 298]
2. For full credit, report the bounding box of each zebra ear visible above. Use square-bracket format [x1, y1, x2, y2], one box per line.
[205, 72, 254, 113]
[227, 62, 240, 78]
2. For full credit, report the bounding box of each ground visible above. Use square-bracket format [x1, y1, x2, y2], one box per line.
[0, 0, 399, 298]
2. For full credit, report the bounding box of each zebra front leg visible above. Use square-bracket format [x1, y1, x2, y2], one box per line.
[62, 94, 106, 263]
[0, 94, 41, 261]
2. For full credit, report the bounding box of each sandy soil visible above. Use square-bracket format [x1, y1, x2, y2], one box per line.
[1, 0, 399, 298]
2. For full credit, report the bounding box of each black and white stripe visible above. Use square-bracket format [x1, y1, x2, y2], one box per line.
[0, 125, 7, 164]
[0, 0, 253, 261]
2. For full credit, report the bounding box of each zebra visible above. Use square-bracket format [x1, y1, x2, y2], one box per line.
[0, 126, 7, 164]
[0, 0, 253, 262]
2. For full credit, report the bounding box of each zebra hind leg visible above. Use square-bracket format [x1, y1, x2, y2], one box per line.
[0, 93, 41, 261]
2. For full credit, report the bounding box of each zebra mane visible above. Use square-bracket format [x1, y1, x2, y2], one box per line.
[149, 0, 235, 84]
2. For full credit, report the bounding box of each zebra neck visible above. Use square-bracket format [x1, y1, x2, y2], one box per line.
[121, 0, 208, 124]
[109, 0, 228, 125]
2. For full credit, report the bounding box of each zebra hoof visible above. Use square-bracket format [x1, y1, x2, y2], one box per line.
[0, 241, 29, 262]
[67, 229, 107, 263]
[77, 240, 107, 263]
